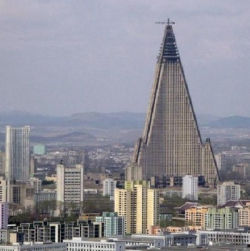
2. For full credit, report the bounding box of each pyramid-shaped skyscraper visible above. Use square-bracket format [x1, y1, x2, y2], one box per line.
[126, 21, 219, 186]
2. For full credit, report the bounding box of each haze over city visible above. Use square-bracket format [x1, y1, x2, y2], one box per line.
[1, 0, 250, 116]
[2, 1, 250, 250]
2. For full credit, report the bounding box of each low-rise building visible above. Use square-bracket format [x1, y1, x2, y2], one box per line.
[16, 220, 103, 243]
[196, 230, 250, 246]
[63, 237, 125, 251]
[0, 243, 66, 251]
[131, 233, 197, 247]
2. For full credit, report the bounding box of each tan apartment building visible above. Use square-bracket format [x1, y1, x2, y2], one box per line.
[114, 181, 159, 234]
[185, 206, 209, 229]
[239, 203, 250, 227]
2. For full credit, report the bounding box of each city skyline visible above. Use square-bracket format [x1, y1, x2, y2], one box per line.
[0, 1, 250, 116]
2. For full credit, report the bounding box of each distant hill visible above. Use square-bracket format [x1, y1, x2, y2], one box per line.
[1, 112, 250, 145]
[0, 111, 220, 128]
[1, 111, 250, 130]
[67, 112, 146, 129]
[207, 116, 250, 128]
[0, 111, 146, 129]
[31, 131, 96, 144]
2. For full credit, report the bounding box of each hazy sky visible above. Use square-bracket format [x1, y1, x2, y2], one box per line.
[1, 0, 250, 117]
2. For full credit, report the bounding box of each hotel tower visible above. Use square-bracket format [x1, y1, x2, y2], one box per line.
[126, 21, 219, 186]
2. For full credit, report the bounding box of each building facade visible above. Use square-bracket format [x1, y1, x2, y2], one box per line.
[16, 220, 103, 243]
[217, 181, 241, 206]
[63, 238, 125, 251]
[205, 207, 238, 230]
[0, 202, 8, 229]
[0, 152, 5, 176]
[185, 206, 209, 229]
[96, 212, 124, 237]
[56, 164, 84, 211]
[0, 177, 7, 202]
[238, 202, 250, 227]
[197, 230, 250, 246]
[114, 181, 159, 234]
[8, 181, 35, 209]
[0, 243, 66, 251]
[182, 175, 198, 201]
[126, 21, 219, 186]
[5, 126, 30, 182]
[103, 178, 117, 200]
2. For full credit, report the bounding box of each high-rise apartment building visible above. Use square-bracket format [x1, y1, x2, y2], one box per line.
[5, 126, 30, 181]
[103, 178, 117, 200]
[239, 202, 250, 227]
[185, 206, 209, 229]
[0, 202, 8, 229]
[217, 182, 241, 206]
[182, 175, 198, 201]
[205, 207, 239, 230]
[114, 181, 159, 234]
[56, 164, 84, 208]
[126, 21, 219, 186]
[95, 212, 124, 237]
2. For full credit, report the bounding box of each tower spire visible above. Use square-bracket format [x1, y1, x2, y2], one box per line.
[155, 18, 175, 25]
[156, 19, 179, 62]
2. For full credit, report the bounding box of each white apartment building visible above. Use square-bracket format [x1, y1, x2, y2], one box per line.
[217, 181, 241, 206]
[57, 164, 84, 204]
[103, 178, 117, 200]
[182, 175, 198, 201]
[63, 237, 125, 251]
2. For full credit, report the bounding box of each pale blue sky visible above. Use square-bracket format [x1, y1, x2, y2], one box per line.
[0, 0, 250, 116]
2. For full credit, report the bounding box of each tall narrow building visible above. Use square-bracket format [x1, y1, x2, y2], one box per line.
[56, 164, 84, 215]
[114, 181, 159, 234]
[126, 21, 219, 186]
[5, 126, 30, 182]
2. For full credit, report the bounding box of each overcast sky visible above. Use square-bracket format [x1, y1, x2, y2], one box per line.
[0, 0, 250, 117]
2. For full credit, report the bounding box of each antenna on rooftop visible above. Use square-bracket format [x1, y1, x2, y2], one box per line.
[155, 18, 175, 25]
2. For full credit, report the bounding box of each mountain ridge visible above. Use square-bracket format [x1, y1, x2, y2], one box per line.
[0, 111, 250, 129]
